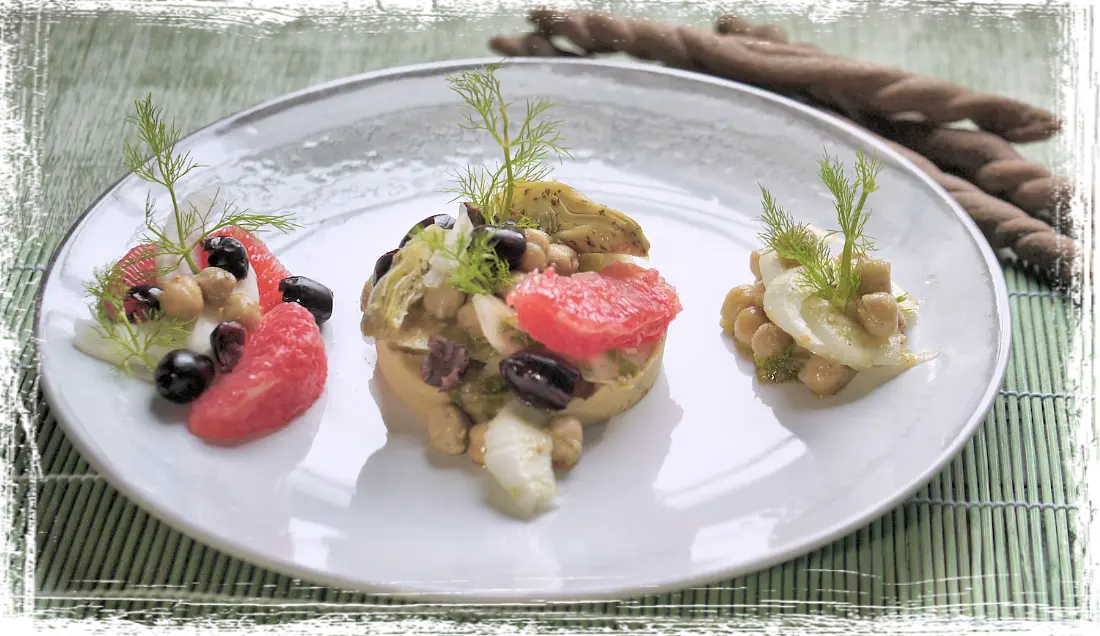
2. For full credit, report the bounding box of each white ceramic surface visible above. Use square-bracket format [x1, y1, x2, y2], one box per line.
[35, 58, 1010, 602]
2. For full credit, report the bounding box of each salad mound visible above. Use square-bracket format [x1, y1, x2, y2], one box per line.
[72, 95, 334, 442]
[360, 63, 683, 517]
[721, 150, 936, 396]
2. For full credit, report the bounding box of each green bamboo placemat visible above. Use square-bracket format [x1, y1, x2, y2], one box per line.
[2, 235, 1100, 629]
[3, 3, 1088, 627]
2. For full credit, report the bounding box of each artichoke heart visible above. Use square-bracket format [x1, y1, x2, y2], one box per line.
[360, 226, 442, 341]
[505, 181, 650, 257]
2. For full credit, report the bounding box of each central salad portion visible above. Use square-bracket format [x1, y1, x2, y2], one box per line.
[360, 63, 682, 516]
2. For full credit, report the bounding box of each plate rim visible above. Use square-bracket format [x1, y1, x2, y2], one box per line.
[33, 56, 1012, 604]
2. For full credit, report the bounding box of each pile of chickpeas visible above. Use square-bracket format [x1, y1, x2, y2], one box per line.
[415, 225, 587, 469]
[720, 249, 908, 396]
[427, 404, 584, 471]
[159, 267, 262, 329]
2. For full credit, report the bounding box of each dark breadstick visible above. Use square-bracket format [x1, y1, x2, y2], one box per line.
[486, 32, 1082, 287]
[855, 117, 1079, 234]
[525, 7, 1059, 143]
[857, 131, 1079, 286]
[710, 14, 1080, 236]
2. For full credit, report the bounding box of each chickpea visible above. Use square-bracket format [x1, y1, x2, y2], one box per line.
[779, 256, 801, 269]
[159, 274, 204, 320]
[751, 323, 794, 360]
[750, 251, 762, 280]
[524, 228, 551, 254]
[456, 300, 484, 339]
[422, 284, 466, 320]
[751, 281, 766, 306]
[427, 404, 470, 455]
[733, 306, 770, 345]
[546, 243, 579, 276]
[194, 266, 236, 309]
[467, 422, 488, 465]
[720, 285, 757, 334]
[548, 415, 583, 469]
[519, 241, 548, 273]
[221, 293, 262, 331]
[858, 259, 892, 295]
[856, 292, 899, 339]
[798, 355, 857, 396]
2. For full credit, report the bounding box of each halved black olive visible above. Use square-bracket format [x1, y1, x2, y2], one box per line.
[124, 284, 162, 323]
[472, 225, 527, 270]
[154, 349, 217, 404]
[202, 236, 250, 280]
[279, 275, 334, 325]
[210, 321, 247, 372]
[399, 214, 456, 247]
[499, 349, 582, 410]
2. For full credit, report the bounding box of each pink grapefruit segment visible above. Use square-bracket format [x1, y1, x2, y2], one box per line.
[188, 302, 327, 442]
[505, 261, 682, 359]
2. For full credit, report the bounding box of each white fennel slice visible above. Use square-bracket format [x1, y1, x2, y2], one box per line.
[423, 204, 474, 288]
[72, 319, 170, 383]
[471, 294, 523, 356]
[482, 405, 557, 517]
[762, 268, 936, 371]
[156, 188, 228, 284]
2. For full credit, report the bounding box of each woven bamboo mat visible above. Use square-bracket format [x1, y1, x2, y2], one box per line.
[2, 231, 1100, 629]
[3, 6, 1087, 626]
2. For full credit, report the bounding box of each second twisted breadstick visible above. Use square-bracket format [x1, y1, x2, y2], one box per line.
[526, 7, 1059, 143]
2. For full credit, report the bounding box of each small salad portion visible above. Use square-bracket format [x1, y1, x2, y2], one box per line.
[361, 63, 682, 517]
[73, 95, 334, 442]
[721, 150, 935, 396]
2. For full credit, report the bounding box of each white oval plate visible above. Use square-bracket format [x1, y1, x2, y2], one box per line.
[36, 58, 1010, 603]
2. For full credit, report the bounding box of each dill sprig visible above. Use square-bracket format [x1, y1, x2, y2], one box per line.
[82, 265, 192, 377]
[418, 226, 517, 295]
[444, 62, 573, 226]
[76, 93, 302, 376]
[757, 149, 884, 310]
[818, 149, 883, 304]
[754, 345, 809, 384]
[427, 62, 572, 296]
[123, 93, 299, 277]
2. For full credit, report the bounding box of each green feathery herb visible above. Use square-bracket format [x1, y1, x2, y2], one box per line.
[123, 93, 299, 278]
[444, 62, 572, 226]
[430, 62, 573, 296]
[82, 265, 192, 377]
[754, 345, 809, 384]
[448, 229, 518, 296]
[757, 149, 884, 310]
[79, 94, 302, 375]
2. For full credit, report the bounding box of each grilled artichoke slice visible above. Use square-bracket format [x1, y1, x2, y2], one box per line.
[505, 181, 650, 257]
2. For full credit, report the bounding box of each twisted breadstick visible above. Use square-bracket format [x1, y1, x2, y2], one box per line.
[524, 7, 1058, 143]
[487, 30, 1081, 287]
[866, 134, 1078, 286]
[853, 116, 1078, 235]
[708, 14, 1079, 236]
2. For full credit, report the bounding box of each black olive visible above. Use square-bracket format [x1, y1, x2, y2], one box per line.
[399, 214, 456, 247]
[472, 225, 527, 270]
[210, 321, 247, 372]
[124, 284, 162, 323]
[154, 349, 216, 404]
[499, 349, 582, 410]
[279, 275, 334, 325]
[203, 236, 250, 280]
[371, 248, 400, 287]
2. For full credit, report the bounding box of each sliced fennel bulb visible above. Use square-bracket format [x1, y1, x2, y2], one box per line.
[482, 404, 557, 517]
